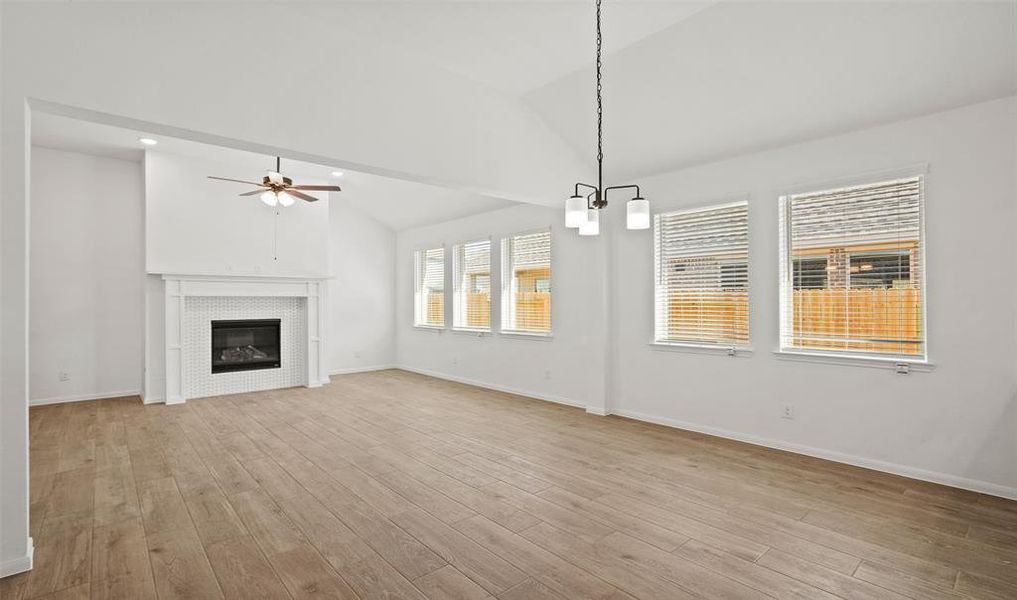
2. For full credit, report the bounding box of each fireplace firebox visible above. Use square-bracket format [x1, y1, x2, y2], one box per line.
[211, 319, 281, 374]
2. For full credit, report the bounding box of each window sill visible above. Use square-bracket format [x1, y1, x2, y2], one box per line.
[650, 341, 753, 357]
[499, 330, 553, 341]
[452, 328, 491, 337]
[773, 349, 934, 372]
[413, 325, 445, 333]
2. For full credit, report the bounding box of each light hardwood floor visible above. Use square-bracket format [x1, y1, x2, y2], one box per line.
[3, 369, 1016, 599]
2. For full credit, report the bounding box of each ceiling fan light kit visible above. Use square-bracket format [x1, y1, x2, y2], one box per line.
[208, 156, 342, 208]
[565, 0, 648, 235]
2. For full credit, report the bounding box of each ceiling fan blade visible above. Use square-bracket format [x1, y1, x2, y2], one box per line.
[238, 189, 265, 196]
[288, 190, 319, 203]
[208, 176, 264, 185]
[289, 184, 342, 192]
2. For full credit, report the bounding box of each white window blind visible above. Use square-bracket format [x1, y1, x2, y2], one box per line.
[453, 239, 491, 331]
[779, 175, 925, 360]
[501, 230, 551, 334]
[654, 202, 750, 347]
[414, 247, 445, 328]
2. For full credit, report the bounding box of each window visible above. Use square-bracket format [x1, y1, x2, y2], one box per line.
[654, 202, 749, 347]
[453, 239, 491, 331]
[779, 175, 925, 360]
[501, 230, 551, 334]
[414, 247, 445, 328]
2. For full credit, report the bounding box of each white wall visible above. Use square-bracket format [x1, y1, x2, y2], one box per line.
[396, 98, 1017, 498]
[145, 151, 329, 277]
[396, 204, 609, 411]
[29, 148, 144, 405]
[611, 96, 1017, 497]
[328, 197, 396, 373]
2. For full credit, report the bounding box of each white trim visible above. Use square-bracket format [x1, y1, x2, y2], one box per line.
[775, 163, 929, 198]
[0, 537, 33, 578]
[498, 331, 553, 341]
[451, 328, 492, 337]
[650, 342, 753, 357]
[773, 349, 934, 372]
[150, 272, 330, 281]
[141, 391, 164, 405]
[413, 325, 445, 333]
[396, 366, 583, 409]
[610, 408, 1017, 501]
[30, 390, 141, 407]
[330, 365, 397, 376]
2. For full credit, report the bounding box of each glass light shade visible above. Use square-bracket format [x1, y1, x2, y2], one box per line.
[260, 190, 278, 207]
[626, 197, 650, 230]
[277, 191, 295, 207]
[578, 208, 600, 236]
[266, 170, 283, 185]
[565, 195, 587, 228]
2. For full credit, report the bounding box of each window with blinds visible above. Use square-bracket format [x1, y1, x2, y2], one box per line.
[779, 175, 926, 360]
[453, 239, 491, 331]
[654, 202, 750, 347]
[501, 230, 551, 334]
[413, 246, 445, 328]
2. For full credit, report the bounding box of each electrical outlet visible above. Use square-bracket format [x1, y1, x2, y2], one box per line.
[58, 372, 70, 382]
[354, 351, 362, 359]
[781, 404, 795, 420]
[452, 356, 458, 365]
[544, 370, 552, 380]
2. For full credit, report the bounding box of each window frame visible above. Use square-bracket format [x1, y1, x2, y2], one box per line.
[651, 198, 752, 354]
[413, 244, 447, 331]
[776, 165, 930, 367]
[451, 237, 493, 334]
[500, 227, 553, 338]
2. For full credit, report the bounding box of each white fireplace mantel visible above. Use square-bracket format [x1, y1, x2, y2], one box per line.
[161, 273, 329, 404]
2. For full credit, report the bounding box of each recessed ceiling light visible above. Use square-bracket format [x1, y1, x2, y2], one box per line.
[330, 170, 344, 178]
[138, 137, 158, 146]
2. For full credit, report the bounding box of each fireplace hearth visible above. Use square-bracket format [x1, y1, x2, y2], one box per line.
[211, 319, 281, 374]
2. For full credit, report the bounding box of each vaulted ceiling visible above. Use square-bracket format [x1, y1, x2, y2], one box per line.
[523, 1, 1017, 178]
[9, 1, 1016, 205]
[297, 1, 1017, 180]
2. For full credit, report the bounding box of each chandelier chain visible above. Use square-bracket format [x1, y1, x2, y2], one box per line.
[596, 0, 603, 166]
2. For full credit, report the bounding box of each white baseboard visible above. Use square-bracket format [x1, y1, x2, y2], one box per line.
[396, 365, 584, 409]
[331, 364, 397, 376]
[141, 392, 165, 405]
[611, 408, 1017, 501]
[30, 389, 141, 407]
[0, 537, 33, 578]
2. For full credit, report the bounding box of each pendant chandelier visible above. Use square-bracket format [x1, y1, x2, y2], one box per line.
[565, 0, 649, 236]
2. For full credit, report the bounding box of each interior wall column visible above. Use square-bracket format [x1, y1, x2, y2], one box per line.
[0, 94, 33, 575]
[586, 207, 616, 416]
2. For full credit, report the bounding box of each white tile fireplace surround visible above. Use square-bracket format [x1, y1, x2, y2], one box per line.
[160, 274, 329, 404]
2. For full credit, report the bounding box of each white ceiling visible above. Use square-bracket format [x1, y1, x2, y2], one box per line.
[31, 113, 516, 230]
[523, 1, 1017, 178]
[290, 1, 713, 96]
[29, 1, 1017, 200]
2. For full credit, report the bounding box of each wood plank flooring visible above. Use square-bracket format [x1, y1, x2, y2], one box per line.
[3, 369, 1016, 599]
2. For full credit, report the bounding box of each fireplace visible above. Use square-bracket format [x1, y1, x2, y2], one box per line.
[211, 319, 281, 374]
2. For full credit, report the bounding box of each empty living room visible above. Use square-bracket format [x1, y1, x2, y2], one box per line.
[2, 1, 1016, 599]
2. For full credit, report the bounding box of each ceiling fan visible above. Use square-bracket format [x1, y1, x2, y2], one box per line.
[208, 156, 341, 207]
